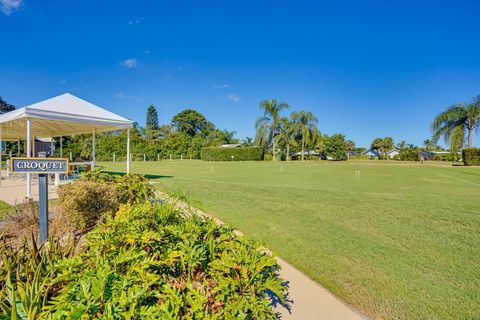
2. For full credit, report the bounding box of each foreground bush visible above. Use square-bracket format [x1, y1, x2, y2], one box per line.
[58, 180, 119, 230]
[462, 148, 480, 166]
[0, 234, 75, 319]
[0, 203, 286, 319]
[81, 171, 155, 205]
[201, 147, 263, 161]
[117, 174, 155, 205]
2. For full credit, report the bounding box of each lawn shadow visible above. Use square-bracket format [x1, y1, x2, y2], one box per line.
[103, 171, 174, 180]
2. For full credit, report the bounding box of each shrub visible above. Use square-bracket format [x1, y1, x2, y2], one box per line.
[58, 180, 119, 230]
[117, 174, 155, 205]
[399, 149, 420, 161]
[264, 153, 273, 161]
[201, 146, 263, 161]
[462, 148, 480, 166]
[0, 204, 288, 319]
[80, 169, 119, 183]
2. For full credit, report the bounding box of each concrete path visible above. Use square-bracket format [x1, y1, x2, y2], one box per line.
[157, 191, 367, 320]
[0, 173, 59, 205]
[276, 257, 366, 319]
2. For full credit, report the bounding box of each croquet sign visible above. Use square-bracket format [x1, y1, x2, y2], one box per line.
[10, 157, 69, 174]
[9, 157, 69, 243]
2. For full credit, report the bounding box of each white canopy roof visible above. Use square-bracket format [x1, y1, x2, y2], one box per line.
[0, 93, 133, 141]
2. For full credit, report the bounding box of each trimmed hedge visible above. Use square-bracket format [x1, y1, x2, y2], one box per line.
[201, 146, 263, 161]
[462, 148, 480, 166]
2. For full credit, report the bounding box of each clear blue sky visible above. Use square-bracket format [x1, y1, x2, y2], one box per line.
[1, 0, 479, 147]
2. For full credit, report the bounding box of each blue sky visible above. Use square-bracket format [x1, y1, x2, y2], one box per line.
[1, 0, 479, 147]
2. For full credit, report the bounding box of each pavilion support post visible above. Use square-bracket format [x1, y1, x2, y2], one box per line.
[50, 136, 54, 157]
[60, 136, 63, 158]
[17, 139, 20, 156]
[26, 118, 32, 197]
[52, 136, 60, 186]
[126, 128, 130, 174]
[92, 129, 96, 169]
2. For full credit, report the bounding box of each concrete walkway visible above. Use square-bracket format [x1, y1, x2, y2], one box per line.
[157, 191, 367, 320]
[0, 172, 59, 205]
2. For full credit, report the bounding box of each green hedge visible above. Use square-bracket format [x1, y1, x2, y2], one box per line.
[462, 148, 480, 166]
[201, 146, 263, 161]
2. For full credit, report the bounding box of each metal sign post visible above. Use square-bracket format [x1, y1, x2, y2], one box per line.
[10, 157, 69, 243]
[38, 173, 49, 243]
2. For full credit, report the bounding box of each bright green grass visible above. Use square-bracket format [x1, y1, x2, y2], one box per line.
[100, 160, 480, 320]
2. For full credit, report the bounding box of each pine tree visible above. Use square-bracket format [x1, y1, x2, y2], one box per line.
[146, 105, 159, 130]
[0, 97, 15, 114]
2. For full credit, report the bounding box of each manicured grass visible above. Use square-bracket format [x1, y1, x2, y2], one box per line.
[100, 160, 480, 320]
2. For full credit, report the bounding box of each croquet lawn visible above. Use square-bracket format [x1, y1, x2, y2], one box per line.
[100, 160, 480, 320]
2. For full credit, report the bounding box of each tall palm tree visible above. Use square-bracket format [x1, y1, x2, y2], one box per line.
[291, 111, 318, 161]
[277, 117, 297, 161]
[256, 99, 289, 160]
[397, 140, 407, 150]
[431, 96, 480, 148]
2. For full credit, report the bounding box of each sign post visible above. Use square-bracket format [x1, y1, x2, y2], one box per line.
[10, 157, 69, 243]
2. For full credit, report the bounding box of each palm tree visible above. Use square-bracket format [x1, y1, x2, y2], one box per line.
[431, 96, 480, 148]
[397, 140, 407, 150]
[382, 137, 394, 158]
[291, 111, 318, 161]
[243, 137, 253, 146]
[277, 117, 297, 161]
[423, 139, 432, 151]
[371, 137, 394, 158]
[256, 99, 289, 160]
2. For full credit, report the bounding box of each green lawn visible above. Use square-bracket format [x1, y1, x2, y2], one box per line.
[100, 160, 480, 320]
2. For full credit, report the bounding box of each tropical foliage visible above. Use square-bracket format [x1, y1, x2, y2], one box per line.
[0, 203, 287, 319]
[291, 111, 319, 161]
[431, 95, 480, 148]
[255, 99, 289, 161]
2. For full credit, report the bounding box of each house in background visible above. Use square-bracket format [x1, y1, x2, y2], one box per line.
[364, 147, 400, 159]
[219, 144, 242, 148]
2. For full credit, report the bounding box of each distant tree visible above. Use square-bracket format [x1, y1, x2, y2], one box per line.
[423, 139, 433, 151]
[324, 134, 348, 160]
[449, 126, 464, 162]
[345, 140, 356, 152]
[291, 111, 318, 161]
[397, 140, 407, 150]
[242, 137, 254, 146]
[158, 124, 172, 139]
[0, 97, 15, 114]
[171, 109, 211, 137]
[431, 95, 480, 148]
[255, 99, 289, 161]
[382, 137, 394, 157]
[277, 116, 297, 161]
[146, 105, 159, 130]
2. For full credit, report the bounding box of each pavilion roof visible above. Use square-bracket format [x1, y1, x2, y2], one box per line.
[0, 93, 133, 141]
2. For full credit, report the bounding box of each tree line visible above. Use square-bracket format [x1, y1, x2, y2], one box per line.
[1, 93, 479, 162]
